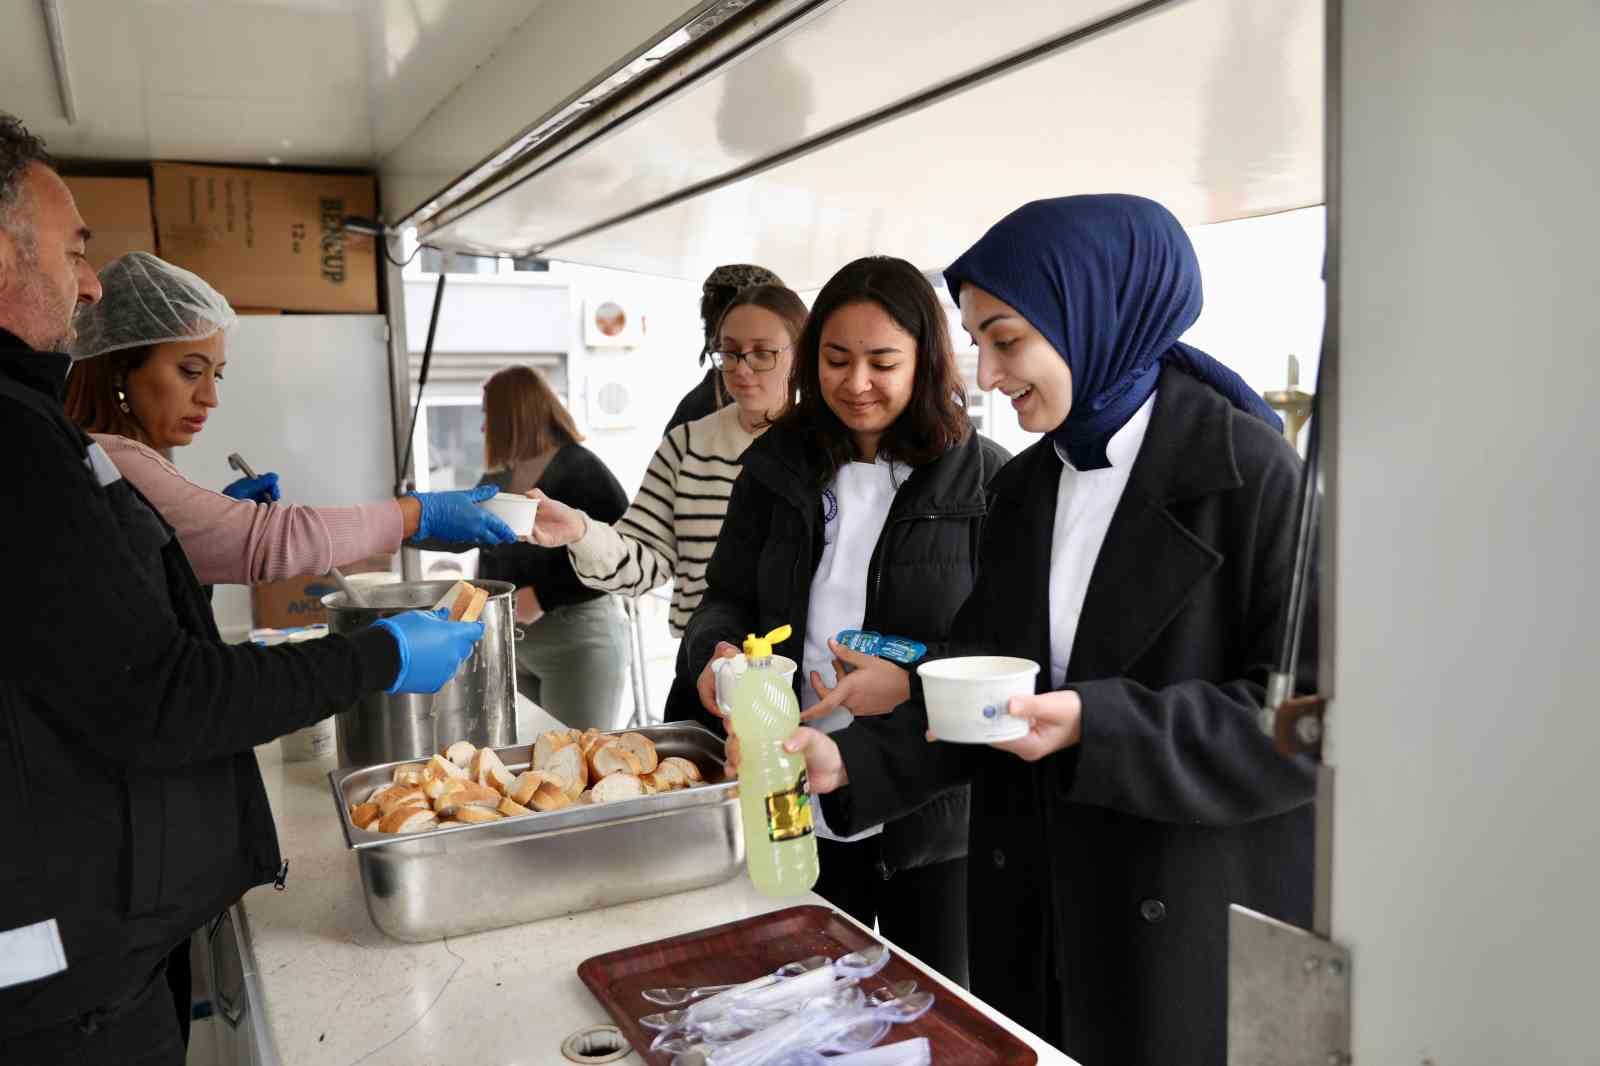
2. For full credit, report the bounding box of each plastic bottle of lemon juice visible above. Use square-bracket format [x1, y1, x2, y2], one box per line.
[728, 626, 819, 897]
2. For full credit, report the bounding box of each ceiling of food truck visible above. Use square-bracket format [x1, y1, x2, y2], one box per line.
[415, 0, 1323, 289]
[3, 0, 548, 166]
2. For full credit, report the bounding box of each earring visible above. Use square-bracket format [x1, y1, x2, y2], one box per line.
[115, 382, 130, 414]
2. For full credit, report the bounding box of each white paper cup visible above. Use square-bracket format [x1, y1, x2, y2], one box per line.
[480, 492, 539, 538]
[713, 654, 799, 718]
[919, 656, 1040, 744]
[280, 718, 335, 762]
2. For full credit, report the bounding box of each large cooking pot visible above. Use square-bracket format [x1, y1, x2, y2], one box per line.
[322, 579, 516, 768]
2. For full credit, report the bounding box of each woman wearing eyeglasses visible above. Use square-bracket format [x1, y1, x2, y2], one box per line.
[526, 285, 808, 728]
[683, 257, 1011, 987]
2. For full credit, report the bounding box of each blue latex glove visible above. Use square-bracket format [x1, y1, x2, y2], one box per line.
[222, 471, 280, 503]
[372, 609, 487, 694]
[410, 485, 518, 545]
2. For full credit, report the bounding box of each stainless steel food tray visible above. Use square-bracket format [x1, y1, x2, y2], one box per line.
[328, 724, 743, 942]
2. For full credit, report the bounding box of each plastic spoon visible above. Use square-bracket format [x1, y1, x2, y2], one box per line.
[671, 989, 935, 1066]
[642, 955, 827, 1009]
[650, 984, 909, 1057]
[678, 941, 896, 1024]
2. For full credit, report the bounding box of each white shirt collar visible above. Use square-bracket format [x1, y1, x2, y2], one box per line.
[1053, 390, 1158, 473]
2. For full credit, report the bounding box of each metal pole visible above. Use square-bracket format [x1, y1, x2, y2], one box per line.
[395, 273, 446, 498]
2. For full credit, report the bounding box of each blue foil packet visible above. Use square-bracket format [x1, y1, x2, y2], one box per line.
[836, 629, 927, 665]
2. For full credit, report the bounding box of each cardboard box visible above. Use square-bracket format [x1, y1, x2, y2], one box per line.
[152, 163, 378, 313]
[62, 177, 156, 273]
[251, 555, 393, 629]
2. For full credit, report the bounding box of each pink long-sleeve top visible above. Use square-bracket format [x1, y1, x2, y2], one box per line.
[94, 434, 405, 586]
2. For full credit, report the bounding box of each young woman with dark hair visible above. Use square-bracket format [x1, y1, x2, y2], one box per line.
[683, 256, 1010, 986]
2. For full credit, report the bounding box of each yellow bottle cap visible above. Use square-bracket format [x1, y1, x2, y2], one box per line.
[742, 625, 792, 659]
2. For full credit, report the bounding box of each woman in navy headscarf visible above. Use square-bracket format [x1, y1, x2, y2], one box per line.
[786, 195, 1318, 1065]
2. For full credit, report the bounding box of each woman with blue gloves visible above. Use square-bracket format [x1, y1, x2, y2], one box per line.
[53, 250, 512, 1051]
[786, 196, 1317, 1064]
[64, 252, 517, 589]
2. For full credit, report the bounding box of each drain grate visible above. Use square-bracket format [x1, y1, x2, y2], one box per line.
[562, 1024, 632, 1063]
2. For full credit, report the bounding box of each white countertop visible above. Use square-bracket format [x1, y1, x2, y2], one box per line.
[241, 698, 1073, 1065]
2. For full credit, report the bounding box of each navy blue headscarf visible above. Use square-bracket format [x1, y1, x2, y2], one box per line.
[945, 194, 1282, 470]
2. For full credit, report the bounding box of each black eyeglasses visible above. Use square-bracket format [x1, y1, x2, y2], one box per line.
[709, 345, 788, 372]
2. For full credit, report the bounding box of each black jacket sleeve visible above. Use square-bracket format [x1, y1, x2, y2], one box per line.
[1064, 439, 1317, 826]
[680, 466, 772, 678]
[476, 445, 630, 611]
[0, 401, 400, 772]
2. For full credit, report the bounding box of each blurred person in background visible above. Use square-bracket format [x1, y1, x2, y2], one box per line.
[662, 263, 783, 434]
[474, 365, 630, 728]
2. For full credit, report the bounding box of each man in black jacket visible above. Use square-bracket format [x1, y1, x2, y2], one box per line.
[0, 114, 483, 1064]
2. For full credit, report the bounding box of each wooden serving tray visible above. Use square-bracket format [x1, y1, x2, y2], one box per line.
[577, 904, 1037, 1064]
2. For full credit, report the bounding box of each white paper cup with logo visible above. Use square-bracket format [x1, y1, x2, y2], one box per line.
[919, 656, 1040, 744]
[713, 653, 799, 718]
[481, 493, 540, 538]
[276, 626, 337, 761]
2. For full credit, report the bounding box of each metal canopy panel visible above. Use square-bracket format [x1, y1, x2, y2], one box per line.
[420, 0, 1322, 288]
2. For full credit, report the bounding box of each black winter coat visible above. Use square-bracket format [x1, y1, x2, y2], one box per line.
[0, 337, 398, 1037]
[823, 369, 1317, 1065]
[683, 422, 1011, 874]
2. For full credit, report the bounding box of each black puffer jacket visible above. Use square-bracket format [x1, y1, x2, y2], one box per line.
[682, 422, 1010, 873]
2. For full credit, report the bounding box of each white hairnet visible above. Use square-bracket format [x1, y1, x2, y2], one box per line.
[69, 251, 237, 361]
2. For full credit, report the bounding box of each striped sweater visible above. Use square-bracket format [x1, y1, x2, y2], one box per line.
[569, 403, 759, 634]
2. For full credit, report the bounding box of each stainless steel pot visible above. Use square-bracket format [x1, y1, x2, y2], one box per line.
[322, 579, 516, 768]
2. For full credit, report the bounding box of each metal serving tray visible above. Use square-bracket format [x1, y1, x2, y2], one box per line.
[328, 724, 743, 942]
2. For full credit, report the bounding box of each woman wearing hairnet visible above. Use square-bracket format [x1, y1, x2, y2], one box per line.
[57, 252, 514, 1050]
[65, 252, 518, 589]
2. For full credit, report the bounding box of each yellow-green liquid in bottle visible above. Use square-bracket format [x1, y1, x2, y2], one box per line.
[729, 655, 819, 897]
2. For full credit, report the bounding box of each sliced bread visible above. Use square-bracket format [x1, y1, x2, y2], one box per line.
[529, 779, 574, 812]
[451, 806, 505, 825]
[591, 772, 648, 805]
[433, 781, 501, 817]
[459, 585, 489, 623]
[508, 771, 545, 807]
[349, 802, 381, 829]
[659, 756, 705, 784]
[470, 746, 514, 794]
[591, 744, 645, 779]
[542, 742, 588, 799]
[497, 796, 533, 818]
[424, 753, 469, 782]
[615, 732, 659, 773]
[391, 763, 426, 787]
[379, 806, 438, 834]
[374, 785, 429, 817]
[532, 729, 575, 770]
[443, 740, 477, 769]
